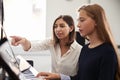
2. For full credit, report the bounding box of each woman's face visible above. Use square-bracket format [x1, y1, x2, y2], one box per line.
[77, 10, 96, 37]
[54, 18, 73, 40]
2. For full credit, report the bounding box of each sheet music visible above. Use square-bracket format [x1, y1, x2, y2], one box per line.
[0, 25, 44, 80]
[16, 55, 38, 76]
[16, 55, 42, 80]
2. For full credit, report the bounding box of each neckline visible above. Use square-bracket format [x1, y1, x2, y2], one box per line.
[87, 42, 105, 49]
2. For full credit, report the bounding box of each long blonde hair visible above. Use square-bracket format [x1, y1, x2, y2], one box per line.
[78, 3, 120, 79]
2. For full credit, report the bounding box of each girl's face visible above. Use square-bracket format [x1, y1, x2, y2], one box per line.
[54, 18, 73, 40]
[77, 10, 96, 37]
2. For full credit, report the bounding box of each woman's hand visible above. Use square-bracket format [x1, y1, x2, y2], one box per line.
[37, 72, 61, 80]
[10, 36, 31, 51]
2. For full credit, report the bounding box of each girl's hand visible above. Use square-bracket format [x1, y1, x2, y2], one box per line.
[37, 72, 61, 80]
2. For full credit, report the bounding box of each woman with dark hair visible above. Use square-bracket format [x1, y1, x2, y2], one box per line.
[10, 15, 82, 77]
[37, 4, 120, 80]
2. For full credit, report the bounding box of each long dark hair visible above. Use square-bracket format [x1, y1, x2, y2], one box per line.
[52, 15, 75, 46]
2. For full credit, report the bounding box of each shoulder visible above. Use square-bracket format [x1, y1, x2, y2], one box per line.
[94, 43, 116, 58]
[99, 43, 117, 65]
[72, 40, 83, 48]
[70, 40, 83, 53]
[82, 43, 116, 56]
[100, 43, 115, 54]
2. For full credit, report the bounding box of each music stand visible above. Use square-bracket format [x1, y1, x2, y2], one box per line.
[0, 55, 20, 80]
[0, 0, 4, 39]
[0, 38, 20, 80]
[0, 0, 5, 79]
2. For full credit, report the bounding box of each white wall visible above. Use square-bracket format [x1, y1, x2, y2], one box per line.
[3, 0, 46, 40]
[46, 0, 90, 37]
[46, 0, 120, 45]
[12, 46, 51, 72]
[2, 0, 50, 73]
[90, 0, 120, 45]
[16, 51, 51, 72]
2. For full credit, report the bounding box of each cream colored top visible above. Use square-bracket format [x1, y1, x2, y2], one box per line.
[29, 39, 82, 76]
